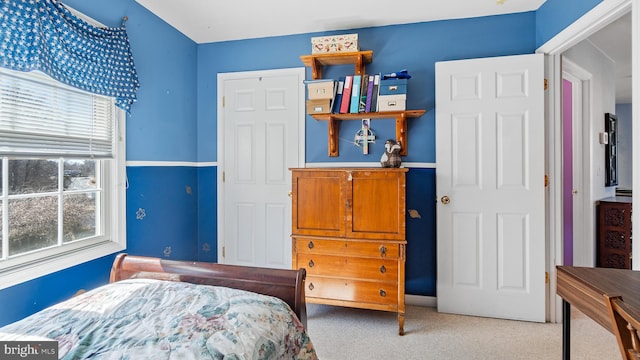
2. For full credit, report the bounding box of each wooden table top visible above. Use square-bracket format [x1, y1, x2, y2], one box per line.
[556, 266, 640, 332]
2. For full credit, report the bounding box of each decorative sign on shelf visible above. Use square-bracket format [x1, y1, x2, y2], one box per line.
[354, 119, 375, 154]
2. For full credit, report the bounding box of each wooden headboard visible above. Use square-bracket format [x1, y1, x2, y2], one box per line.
[109, 253, 307, 327]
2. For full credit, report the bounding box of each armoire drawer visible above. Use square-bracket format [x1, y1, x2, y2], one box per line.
[294, 237, 400, 258]
[305, 276, 399, 306]
[296, 253, 398, 281]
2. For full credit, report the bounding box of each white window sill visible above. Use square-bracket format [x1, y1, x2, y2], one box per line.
[0, 240, 125, 290]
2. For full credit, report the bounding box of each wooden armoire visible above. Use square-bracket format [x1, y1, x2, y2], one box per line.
[290, 168, 407, 335]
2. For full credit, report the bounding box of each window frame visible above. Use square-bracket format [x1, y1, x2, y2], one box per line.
[0, 4, 126, 290]
[0, 109, 126, 290]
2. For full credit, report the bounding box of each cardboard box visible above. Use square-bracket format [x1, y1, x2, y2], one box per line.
[377, 94, 406, 111]
[307, 99, 332, 114]
[307, 80, 336, 99]
[311, 34, 359, 54]
[379, 78, 408, 95]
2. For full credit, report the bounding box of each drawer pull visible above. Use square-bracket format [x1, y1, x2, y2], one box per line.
[380, 246, 387, 257]
[308, 283, 314, 291]
[308, 241, 314, 249]
[380, 265, 386, 273]
[380, 289, 387, 297]
[308, 259, 315, 268]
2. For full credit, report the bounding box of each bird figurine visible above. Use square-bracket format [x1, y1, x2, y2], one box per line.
[380, 139, 402, 168]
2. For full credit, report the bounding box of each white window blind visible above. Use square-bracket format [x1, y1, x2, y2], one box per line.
[0, 67, 115, 158]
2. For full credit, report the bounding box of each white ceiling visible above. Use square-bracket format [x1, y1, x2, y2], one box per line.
[134, 0, 547, 44]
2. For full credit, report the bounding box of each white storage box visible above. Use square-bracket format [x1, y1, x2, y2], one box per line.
[307, 99, 332, 114]
[377, 94, 406, 111]
[307, 80, 336, 99]
[311, 34, 359, 54]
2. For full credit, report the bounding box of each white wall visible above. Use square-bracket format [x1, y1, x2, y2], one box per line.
[562, 39, 616, 265]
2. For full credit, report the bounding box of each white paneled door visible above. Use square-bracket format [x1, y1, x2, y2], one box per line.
[435, 54, 545, 322]
[220, 69, 303, 269]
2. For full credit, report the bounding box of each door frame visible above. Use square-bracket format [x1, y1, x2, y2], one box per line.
[562, 58, 592, 267]
[216, 67, 306, 264]
[537, 0, 635, 323]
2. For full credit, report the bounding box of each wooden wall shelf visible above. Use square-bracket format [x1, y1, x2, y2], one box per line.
[300, 51, 373, 80]
[311, 110, 425, 157]
[301, 50, 424, 157]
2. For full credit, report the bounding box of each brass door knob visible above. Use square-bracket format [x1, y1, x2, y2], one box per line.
[441, 196, 450, 204]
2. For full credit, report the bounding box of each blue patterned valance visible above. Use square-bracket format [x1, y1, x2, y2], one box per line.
[0, 0, 139, 111]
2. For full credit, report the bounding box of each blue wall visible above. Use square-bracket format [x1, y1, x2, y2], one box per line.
[535, 0, 603, 47]
[197, 12, 537, 297]
[197, 14, 537, 163]
[0, 0, 200, 326]
[0, 0, 608, 326]
[616, 103, 633, 190]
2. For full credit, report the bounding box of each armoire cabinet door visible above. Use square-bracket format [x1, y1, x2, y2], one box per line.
[347, 169, 407, 240]
[291, 170, 346, 237]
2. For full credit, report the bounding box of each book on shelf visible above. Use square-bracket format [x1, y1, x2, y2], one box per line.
[349, 74, 361, 114]
[340, 75, 353, 114]
[370, 73, 381, 112]
[332, 77, 345, 113]
[358, 74, 369, 113]
[329, 80, 339, 113]
[364, 74, 375, 112]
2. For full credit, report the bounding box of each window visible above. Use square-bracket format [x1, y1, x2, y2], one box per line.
[0, 66, 126, 290]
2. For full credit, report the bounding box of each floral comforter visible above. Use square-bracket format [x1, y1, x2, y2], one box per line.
[0, 279, 318, 360]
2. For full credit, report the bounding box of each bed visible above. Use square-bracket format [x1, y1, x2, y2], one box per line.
[0, 253, 318, 359]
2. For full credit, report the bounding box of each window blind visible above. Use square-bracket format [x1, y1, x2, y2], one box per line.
[0, 67, 115, 158]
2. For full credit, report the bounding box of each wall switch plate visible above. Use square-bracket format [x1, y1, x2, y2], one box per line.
[599, 132, 609, 144]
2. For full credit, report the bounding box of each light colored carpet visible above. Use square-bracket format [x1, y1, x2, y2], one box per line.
[306, 304, 620, 360]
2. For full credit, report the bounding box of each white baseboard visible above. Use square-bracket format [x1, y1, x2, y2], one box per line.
[406, 294, 436, 307]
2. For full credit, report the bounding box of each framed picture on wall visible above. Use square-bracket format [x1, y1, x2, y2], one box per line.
[605, 112, 618, 187]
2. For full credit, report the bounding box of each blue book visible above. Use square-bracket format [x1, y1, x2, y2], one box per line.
[349, 75, 362, 113]
[332, 77, 345, 113]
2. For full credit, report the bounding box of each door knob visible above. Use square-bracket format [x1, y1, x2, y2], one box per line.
[441, 196, 450, 204]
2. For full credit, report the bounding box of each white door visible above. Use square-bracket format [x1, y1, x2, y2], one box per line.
[435, 54, 545, 322]
[218, 68, 304, 269]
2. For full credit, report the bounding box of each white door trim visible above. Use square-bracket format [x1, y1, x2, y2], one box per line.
[216, 67, 306, 263]
[536, 0, 633, 323]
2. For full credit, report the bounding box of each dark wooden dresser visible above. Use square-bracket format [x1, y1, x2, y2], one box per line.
[596, 196, 632, 269]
